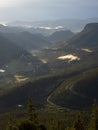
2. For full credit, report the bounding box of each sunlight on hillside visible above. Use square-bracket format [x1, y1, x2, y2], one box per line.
[0, 69, 5, 73]
[14, 75, 29, 83]
[40, 59, 48, 63]
[81, 48, 93, 52]
[57, 54, 80, 62]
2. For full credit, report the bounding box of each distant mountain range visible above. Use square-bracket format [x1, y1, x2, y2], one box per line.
[7, 17, 98, 32]
[0, 24, 75, 51]
[0, 22, 98, 112]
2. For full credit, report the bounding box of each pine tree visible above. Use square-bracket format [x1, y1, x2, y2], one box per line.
[50, 118, 57, 130]
[27, 98, 37, 124]
[17, 98, 38, 130]
[38, 124, 47, 130]
[6, 117, 17, 130]
[88, 99, 98, 130]
[6, 98, 47, 130]
[18, 119, 37, 130]
[74, 113, 84, 130]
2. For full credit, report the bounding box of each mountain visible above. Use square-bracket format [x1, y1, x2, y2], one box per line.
[50, 68, 98, 109]
[0, 22, 98, 113]
[0, 33, 47, 75]
[0, 34, 24, 66]
[34, 23, 98, 73]
[0, 24, 25, 33]
[48, 30, 74, 43]
[66, 23, 98, 49]
[7, 18, 98, 32]
[17, 23, 98, 110]
[0, 31, 52, 51]
[43, 23, 98, 109]
[0, 32, 51, 89]
[0, 69, 82, 113]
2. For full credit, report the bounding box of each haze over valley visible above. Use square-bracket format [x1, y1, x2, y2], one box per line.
[0, 0, 98, 129]
[0, 19, 98, 111]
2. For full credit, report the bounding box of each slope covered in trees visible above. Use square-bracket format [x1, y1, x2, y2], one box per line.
[50, 68, 98, 109]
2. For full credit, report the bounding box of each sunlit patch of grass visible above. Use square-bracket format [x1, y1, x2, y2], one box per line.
[14, 75, 29, 83]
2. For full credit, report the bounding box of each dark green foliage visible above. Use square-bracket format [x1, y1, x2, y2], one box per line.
[50, 118, 57, 130]
[18, 119, 37, 130]
[88, 99, 98, 130]
[27, 98, 37, 123]
[74, 69, 98, 98]
[0, 73, 68, 113]
[6, 118, 18, 130]
[17, 120, 47, 130]
[6, 125, 17, 130]
[38, 124, 47, 130]
[3, 103, 98, 130]
[74, 114, 84, 130]
[51, 68, 98, 109]
[6, 99, 47, 130]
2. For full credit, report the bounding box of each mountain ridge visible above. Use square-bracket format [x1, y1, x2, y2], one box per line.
[48, 30, 74, 43]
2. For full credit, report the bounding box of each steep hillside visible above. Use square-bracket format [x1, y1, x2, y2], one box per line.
[34, 23, 98, 73]
[0, 33, 51, 90]
[73, 69, 98, 99]
[50, 68, 98, 109]
[0, 75, 61, 113]
[48, 30, 74, 43]
[0, 70, 81, 113]
[65, 23, 98, 49]
[0, 35, 24, 66]
[0, 22, 98, 113]
[31, 23, 98, 110]
[1, 31, 51, 51]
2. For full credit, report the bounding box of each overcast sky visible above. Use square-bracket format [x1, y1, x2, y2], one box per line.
[0, 0, 98, 22]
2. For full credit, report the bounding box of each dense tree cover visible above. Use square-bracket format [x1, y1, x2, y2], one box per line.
[6, 98, 47, 130]
[87, 99, 98, 130]
[74, 114, 84, 130]
[5, 99, 98, 130]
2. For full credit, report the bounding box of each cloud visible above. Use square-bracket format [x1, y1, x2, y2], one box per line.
[0, 0, 44, 7]
[0, 0, 23, 7]
[0, 0, 98, 21]
[0, 0, 98, 8]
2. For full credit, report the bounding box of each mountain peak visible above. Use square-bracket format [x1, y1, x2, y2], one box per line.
[84, 23, 98, 31]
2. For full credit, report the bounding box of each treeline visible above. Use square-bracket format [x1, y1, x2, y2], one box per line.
[6, 98, 47, 130]
[6, 99, 98, 130]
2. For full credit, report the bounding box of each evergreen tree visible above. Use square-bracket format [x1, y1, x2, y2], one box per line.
[74, 114, 84, 130]
[27, 98, 37, 124]
[6, 117, 17, 130]
[6, 98, 47, 130]
[16, 98, 38, 130]
[50, 118, 57, 130]
[38, 124, 47, 130]
[88, 99, 98, 130]
[18, 119, 37, 130]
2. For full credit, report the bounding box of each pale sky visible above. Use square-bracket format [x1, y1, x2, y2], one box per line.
[0, 0, 98, 21]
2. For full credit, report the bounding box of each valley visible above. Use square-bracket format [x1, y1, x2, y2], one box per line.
[0, 22, 98, 110]
[0, 20, 98, 130]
